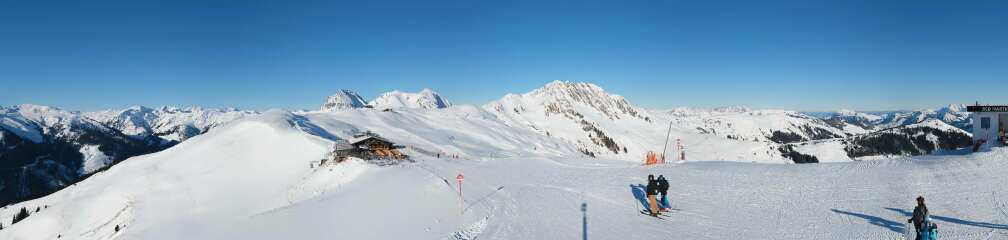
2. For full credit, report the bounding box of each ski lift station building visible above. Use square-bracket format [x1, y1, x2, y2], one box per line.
[967, 104, 1008, 146]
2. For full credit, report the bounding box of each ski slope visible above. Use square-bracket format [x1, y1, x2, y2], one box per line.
[2, 110, 1006, 239]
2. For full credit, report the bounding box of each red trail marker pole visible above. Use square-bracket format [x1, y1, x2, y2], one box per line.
[456, 173, 465, 215]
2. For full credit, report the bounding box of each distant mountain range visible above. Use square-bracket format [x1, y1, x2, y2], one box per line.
[0, 81, 977, 207]
[803, 105, 972, 131]
[320, 88, 451, 111]
[0, 105, 256, 206]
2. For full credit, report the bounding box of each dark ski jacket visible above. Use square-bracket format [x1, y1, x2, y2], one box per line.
[909, 204, 929, 231]
[657, 177, 669, 194]
[645, 180, 659, 196]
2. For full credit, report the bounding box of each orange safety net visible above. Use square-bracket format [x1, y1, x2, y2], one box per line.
[644, 151, 664, 166]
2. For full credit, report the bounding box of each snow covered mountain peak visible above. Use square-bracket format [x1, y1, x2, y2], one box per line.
[515, 80, 647, 121]
[3, 104, 111, 140]
[532, 80, 607, 99]
[320, 89, 369, 111]
[10, 104, 82, 123]
[937, 104, 967, 115]
[84, 105, 258, 142]
[369, 88, 451, 110]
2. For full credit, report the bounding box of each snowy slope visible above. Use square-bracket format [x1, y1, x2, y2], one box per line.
[304, 105, 576, 158]
[0, 108, 574, 239]
[369, 88, 452, 110]
[3, 108, 1007, 239]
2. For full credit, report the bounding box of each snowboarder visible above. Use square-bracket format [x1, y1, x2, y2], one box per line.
[907, 196, 929, 240]
[657, 175, 670, 211]
[645, 174, 659, 217]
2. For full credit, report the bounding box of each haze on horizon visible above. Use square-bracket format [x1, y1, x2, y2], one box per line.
[1, 1, 1005, 112]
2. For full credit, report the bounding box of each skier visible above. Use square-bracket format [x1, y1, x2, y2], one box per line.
[657, 175, 670, 211]
[645, 175, 659, 217]
[907, 196, 929, 240]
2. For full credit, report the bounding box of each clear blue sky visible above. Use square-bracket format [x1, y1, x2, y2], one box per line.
[1, 0, 1005, 112]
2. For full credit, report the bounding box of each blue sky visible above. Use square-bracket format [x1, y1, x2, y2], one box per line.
[1, 0, 1005, 112]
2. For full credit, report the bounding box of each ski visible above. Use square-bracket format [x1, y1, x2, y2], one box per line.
[639, 210, 669, 220]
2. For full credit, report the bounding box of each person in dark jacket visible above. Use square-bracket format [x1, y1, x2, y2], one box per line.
[657, 175, 670, 211]
[907, 196, 929, 240]
[645, 174, 659, 217]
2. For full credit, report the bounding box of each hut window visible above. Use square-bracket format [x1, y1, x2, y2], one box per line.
[981, 117, 991, 129]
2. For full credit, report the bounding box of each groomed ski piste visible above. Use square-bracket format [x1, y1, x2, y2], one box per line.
[2, 109, 1007, 240]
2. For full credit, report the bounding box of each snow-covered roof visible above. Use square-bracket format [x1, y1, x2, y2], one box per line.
[348, 135, 393, 145]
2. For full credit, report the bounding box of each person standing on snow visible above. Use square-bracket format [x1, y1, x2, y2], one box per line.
[645, 174, 660, 217]
[907, 196, 929, 240]
[657, 175, 670, 211]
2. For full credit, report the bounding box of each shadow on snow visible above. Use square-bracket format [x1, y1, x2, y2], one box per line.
[885, 207, 1008, 230]
[830, 207, 1008, 233]
[830, 209, 906, 233]
[629, 184, 649, 211]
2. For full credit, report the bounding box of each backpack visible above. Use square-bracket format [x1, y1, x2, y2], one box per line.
[919, 219, 938, 240]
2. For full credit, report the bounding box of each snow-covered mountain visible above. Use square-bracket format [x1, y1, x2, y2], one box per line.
[1, 107, 1004, 239]
[823, 109, 884, 129]
[821, 104, 971, 131]
[661, 108, 867, 143]
[369, 88, 451, 110]
[0, 105, 255, 206]
[484, 80, 878, 162]
[0, 105, 163, 206]
[319, 89, 368, 111]
[844, 119, 972, 158]
[319, 88, 451, 111]
[0, 81, 980, 208]
[782, 119, 973, 163]
[84, 106, 258, 143]
[485, 80, 652, 158]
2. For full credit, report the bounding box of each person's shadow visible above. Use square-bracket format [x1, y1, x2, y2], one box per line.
[830, 209, 906, 233]
[629, 184, 649, 211]
[885, 207, 1008, 230]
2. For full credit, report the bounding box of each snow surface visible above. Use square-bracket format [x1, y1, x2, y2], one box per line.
[793, 140, 852, 162]
[79, 145, 113, 175]
[2, 109, 1006, 240]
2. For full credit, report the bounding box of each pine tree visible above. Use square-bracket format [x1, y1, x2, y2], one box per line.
[12, 207, 29, 224]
